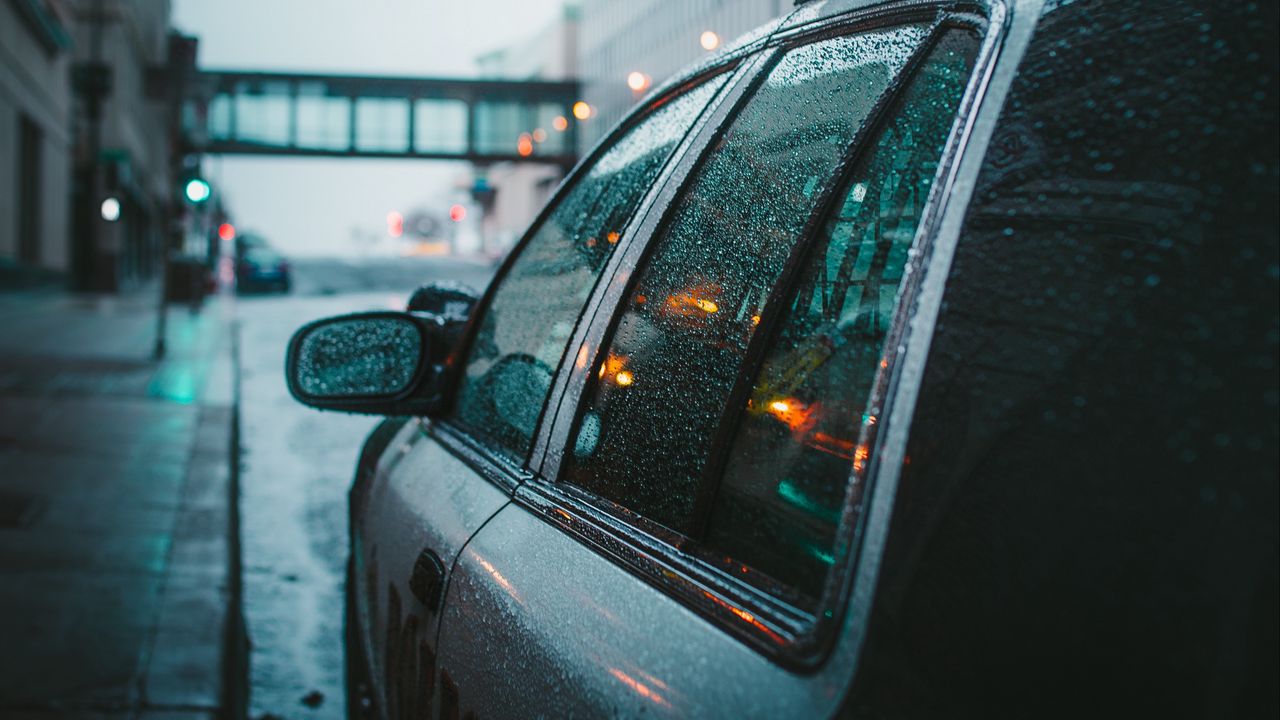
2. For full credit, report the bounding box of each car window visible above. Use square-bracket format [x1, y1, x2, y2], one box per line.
[451, 74, 728, 461]
[703, 29, 980, 604]
[562, 24, 929, 536]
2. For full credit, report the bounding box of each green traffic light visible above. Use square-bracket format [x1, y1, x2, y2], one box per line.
[184, 178, 211, 204]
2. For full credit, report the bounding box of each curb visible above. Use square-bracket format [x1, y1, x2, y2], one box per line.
[221, 318, 250, 719]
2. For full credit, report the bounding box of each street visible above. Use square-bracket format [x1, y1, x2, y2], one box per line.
[234, 256, 494, 719]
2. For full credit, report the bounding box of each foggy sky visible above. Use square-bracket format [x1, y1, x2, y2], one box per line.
[172, 0, 565, 257]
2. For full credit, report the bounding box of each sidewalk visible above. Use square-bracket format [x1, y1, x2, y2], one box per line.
[0, 288, 245, 718]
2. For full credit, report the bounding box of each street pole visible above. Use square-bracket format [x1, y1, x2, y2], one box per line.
[155, 34, 196, 360]
[75, 0, 108, 292]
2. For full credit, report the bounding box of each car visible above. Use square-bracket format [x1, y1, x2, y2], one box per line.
[236, 244, 291, 294]
[285, 0, 1277, 717]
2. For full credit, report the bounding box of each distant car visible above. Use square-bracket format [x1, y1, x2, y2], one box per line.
[286, 0, 1277, 718]
[236, 246, 291, 294]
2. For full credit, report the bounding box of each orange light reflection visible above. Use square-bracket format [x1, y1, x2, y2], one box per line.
[700, 590, 786, 645]
[608, 668, 671, 709]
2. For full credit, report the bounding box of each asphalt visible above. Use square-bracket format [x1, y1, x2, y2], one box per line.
[0, 287, 245, 719]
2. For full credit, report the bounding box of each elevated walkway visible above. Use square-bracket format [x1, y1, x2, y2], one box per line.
[187, 70, 582, 167]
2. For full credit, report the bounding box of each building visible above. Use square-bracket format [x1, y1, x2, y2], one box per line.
[1, 0, 177, 291]
[472, 2, 581, 256]
[578, 0, 786, 152]
[1, 0, 75, 279]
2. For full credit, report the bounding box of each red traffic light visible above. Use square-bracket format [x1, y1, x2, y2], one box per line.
[387, 211, 404, 238]
[449, 204, 467, 222]
[217, 223, 236, 241]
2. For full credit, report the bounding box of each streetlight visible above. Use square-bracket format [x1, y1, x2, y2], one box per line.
[700, 30, 720, 51]
[100, 196, 121, 222]
[627, 71, 651, 92]
[572, 101, 592, 120]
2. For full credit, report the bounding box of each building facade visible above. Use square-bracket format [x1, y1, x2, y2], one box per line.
[1, 0, 75, 278]
[578, 0, 786, 152]
[473, 2, 581, 256]
[1, 0, 175, 291]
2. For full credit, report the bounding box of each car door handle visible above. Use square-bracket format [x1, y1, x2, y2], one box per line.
[409, 547, 446, 613]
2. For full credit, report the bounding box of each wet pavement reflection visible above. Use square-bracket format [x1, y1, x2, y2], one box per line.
[236, 256, 494, 719]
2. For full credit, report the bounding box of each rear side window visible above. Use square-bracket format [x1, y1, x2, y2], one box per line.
[562, 24, 930, 535]
[852, 1, 1279, 716]
[705, 29, 980, 604]
[451, 75, 727, 461]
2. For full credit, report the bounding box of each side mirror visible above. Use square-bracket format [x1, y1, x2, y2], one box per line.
[285, 311, 442, 415]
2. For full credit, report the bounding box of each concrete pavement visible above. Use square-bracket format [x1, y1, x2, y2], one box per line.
[0, 288, 245, 719]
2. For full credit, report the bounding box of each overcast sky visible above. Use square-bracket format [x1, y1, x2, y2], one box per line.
[172, 0, 564, 257]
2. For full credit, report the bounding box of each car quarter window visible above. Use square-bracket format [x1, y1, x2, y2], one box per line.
[561, 23, 931, 537]
[450, 73, 729, 462]
[704, 28, 980, 604]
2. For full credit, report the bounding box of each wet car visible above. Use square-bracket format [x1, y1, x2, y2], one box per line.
[236, 245, 291, 294]
[285, 0, 1278, 717]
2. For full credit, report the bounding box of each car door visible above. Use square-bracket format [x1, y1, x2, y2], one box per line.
[350, 61, 742, 719]
[434, 11, 990, 717]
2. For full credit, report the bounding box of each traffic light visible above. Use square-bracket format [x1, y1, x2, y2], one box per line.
[183, 177, 211, 204]
[387, 211, 404, 238]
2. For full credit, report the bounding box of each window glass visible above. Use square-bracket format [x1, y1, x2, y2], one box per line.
[704, 30, 980, 603]
[563, 25, 929, 535]
[853, 2, 1279, 715]
[453, 75, 727, 461]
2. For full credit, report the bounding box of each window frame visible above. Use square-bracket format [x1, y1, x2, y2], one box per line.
[516, 2, 1007, 670]
[426, 57, 749, 493]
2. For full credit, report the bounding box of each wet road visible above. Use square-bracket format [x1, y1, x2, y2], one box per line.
[236, 256, 495, 718]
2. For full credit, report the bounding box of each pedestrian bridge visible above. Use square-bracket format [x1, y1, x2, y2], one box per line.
[186, 70, 582, 167]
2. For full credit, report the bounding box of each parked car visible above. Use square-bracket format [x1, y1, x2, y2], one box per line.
[286, 0, 1277, 717]
[236, 245, 291, 294]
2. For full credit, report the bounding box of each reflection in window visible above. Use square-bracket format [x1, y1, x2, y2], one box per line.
[562, 25, 929, 536]
[705, 29, 980, 604]
[453, 74, 728, 460]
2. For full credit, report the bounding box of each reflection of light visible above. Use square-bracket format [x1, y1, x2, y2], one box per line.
[532, 128, 548, 142]
[572, 101, 592, 120]
[607, 231, 620, 244]
[766, 397, 814, 431]
[700, 30, 720, 51]
[853, 444, 870, 472]
[577, 345, 590, 369]
[449, 204, 467, 222]
[626, 71, 650, 92]
[552, 115, 569, 131]
[600, 354, 631, 384]
[665, 292, 720, 315]
[517, 133, 534, 156]
[475, 555, 522, 605]
[609, 668, 670, 709]
[751, 314, 761, 325]
[700, 590, 786, 645]
[100, 197, 121, 222]
[810, 431, 854, 460]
